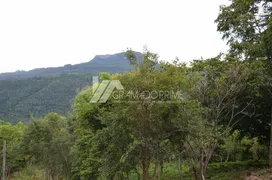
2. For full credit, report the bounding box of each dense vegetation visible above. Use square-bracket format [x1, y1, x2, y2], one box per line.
[1, 0, 272, 179]
[0, 74, 94, 123]
[0, 52, 143, 123]
[0, 50, 271, 179]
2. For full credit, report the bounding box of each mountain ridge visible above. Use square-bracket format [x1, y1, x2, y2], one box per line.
[0, 51, 143, 80]
[0, 51, 142, 123]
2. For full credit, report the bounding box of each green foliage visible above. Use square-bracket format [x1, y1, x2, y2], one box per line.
[0, 122, 26, 175]
[221, 130, 267, 162]
[0, 51, 143, 124]
[23, 113, 74, 179]
[0, 47, 272, 180]
[99, 72, 111, 81]
[0, 74, 94, 123]
[12, 166, 45, 180]
[215, 0, 271, 61]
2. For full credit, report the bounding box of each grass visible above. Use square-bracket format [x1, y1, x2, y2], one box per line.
[10, 160, 270, 180]
[158, 160, 268, 180]
[12, 165, 45, 180]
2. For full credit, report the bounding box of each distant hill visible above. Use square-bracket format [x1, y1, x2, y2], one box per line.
[0, 51, 142, 123]
[0, 74, 94, 123]
[0, 51, 143, 80]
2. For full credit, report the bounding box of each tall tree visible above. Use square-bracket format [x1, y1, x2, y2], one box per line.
[215, 0, 272, 62]
[216, 0, 272, 168]
[190, 58, 252, 179]
[23, 113, 73, 179]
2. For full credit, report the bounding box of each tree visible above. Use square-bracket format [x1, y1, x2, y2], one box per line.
[189, 58, 252, 179]
[215, 0, 272, 62]
[71, 77, 112, 179]
[216, 0, 272, 168]
[0, 122, 26, 178]
[23, 113, 73, 179]
[72, 49, 204, 180]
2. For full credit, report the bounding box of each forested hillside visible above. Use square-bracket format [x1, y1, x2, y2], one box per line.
[0, 52, 142, 123]
[0, 74, 93, 123]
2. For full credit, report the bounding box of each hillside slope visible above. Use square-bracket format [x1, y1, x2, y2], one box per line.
[0, 74, 94, 123]
[0, 51, 142, 123]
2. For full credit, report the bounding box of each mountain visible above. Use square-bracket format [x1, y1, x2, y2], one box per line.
[0, 74, 93, 124]
[0, 51, 142, 123]
[0, 51, 143, 80]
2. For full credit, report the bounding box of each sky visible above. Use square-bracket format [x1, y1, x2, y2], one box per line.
[0, 0, 229, 73]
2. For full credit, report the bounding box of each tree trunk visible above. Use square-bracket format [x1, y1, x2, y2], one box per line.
[2, 140, 6, 180]
[192, 166, 198, 180]
[200, 149, 205, 180]
[178, 155, 183, 180]
[160, 161, 163, 174]
[152, 162, 158, 180]
[46, 169, 49, 180]
[142, 148, 150, 180]
[142, 159, 149, 180]
[269, 107, 272, 168]
[225, 152, 230, 163]
[158, 164, 161, 180]
[111, 174, 115, 180]
[63, 162, 69, 180]
[202, 147, 214, 179]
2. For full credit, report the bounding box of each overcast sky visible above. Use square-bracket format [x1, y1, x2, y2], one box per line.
[0, 0, 229, 73]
